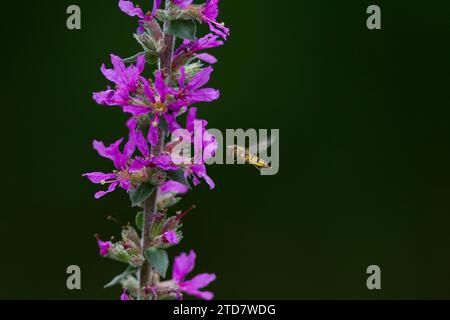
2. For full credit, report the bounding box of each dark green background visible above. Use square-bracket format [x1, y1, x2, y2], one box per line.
[1, 0, 450, 299]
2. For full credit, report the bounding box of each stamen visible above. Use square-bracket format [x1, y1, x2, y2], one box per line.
[176, 205, 197, 221]
[107, 215, 119, 223]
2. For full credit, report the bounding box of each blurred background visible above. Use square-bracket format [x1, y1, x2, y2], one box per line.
[1, 0, 450, 299]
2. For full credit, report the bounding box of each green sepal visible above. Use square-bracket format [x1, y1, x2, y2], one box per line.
[135, 211, 144, 231]
[129, 183, 156, 207]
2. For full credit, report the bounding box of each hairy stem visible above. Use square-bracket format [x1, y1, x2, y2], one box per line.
[138, 0, 176, 300]
[159, 31, 175, 78]
[138, 188, 159, 298]
[138, 128, 165, 298]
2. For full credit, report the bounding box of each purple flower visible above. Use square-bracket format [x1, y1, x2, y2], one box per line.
[170, 108, 216, 189]
[127, 118, 150, 158]
[173, 250, 216, 300]
[170, 66, 220, 110]
[162, 108, 216, 189]
[120, 290, 130, 301]
[163, 230, 180, 245]
[119, 0, 193, 33]
[83, 138, 135, 199]
[118, 0, 145, 18]
[173, 34, 224, 69]
[200, 0, 230, 40]
[186, 107, 217, 162]
[129, 154, 179, 173]
[118, 0, 161, 20]
[102, 54, 145, 93]
[97, 239, 112, 257]
[152, 154, 180, 171]
[127, 119, 181, 171]
[124, 71, 180, 145]
[93, 54, 146, 108]
[188, 164, 215, 189]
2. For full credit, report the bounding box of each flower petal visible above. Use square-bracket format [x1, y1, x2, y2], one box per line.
[186, 88, 220, 104]
[186, 66, 213, 91]
[83, 172, 116, 184]
[94, 181, 119, 199]
[173, 250, 196, 282]
[160, 180, 189, 195]
[183, 273, 216, 291]
[152, 155, 179, 171]
[154, 71, 167, 102]
[195, 53, 217, 64]
[119, 0, 144, 18]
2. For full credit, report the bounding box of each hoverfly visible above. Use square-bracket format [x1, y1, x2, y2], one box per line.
[227, 135, 275, 171]
[227, 145, 270, 170]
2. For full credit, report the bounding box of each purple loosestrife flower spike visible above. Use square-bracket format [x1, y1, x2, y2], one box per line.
[86, 0, 229, 300]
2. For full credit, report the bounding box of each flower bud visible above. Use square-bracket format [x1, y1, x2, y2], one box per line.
[162, 216, 180, 232]
[142, 19, 163, 45]
[180, 62, 204, 82]
[122, 226, 141, 248]
[150, 216, 165, 239]
[110, 243, 131, 264]
[134, 32, 157, 52]
[129, 254, 145, 268]
[157, 193, 182, 210]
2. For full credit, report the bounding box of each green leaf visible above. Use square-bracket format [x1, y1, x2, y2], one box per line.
[129, 183, 156, 207]
[166, 19, 197, 41]
[168, 169, 191, 189]
[104, 266, 137, 288]
[144, 248, 169, 278]
[135, 211, 144, 231]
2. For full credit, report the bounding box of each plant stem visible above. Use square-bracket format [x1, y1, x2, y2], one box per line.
[138, 188, 159, 298]
[159, 31, 175, 78]
[138, 0, 176, 300]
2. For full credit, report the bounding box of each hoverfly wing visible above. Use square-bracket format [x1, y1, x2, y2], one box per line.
[248, 135, 276, 166]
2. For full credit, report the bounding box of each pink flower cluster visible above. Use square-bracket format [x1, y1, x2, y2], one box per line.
[85, 0, 229, 301]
